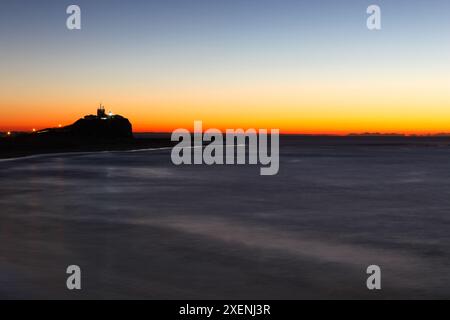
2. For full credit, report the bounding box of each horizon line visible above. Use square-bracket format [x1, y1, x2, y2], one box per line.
[4, 128, 450, 137]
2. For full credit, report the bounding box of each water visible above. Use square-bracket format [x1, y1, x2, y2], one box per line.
[1, 138, 450, 299]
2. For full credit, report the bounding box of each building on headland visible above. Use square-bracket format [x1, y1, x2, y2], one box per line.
[71, 104, 132, 138]
[83, 104, 115, 121]
[97, 104, 106, 118]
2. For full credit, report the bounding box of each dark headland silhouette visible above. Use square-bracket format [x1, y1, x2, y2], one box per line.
[0, 105, 174, 159]
[43, 105, 133, 139]
[2, 105, 450, 159]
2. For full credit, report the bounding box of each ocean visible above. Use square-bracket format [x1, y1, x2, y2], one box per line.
[1, 136, 450, 299]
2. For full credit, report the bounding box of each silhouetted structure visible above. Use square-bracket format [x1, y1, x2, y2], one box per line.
[97, 104, 107, 118]
[60, 104, 133, 138]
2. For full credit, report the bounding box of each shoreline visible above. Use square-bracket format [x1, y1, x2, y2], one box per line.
[1, 134, 450, 161]
[0, 136, 176, 160]
[0, 146, 175, 162]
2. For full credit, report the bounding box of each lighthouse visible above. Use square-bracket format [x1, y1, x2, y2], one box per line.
[97, 104, 106, 118]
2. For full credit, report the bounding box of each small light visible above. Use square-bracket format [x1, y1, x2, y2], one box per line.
[7, 131, 11, 136]
[32, 128, 36, 132]
[58, 124, 62, 128]
[109, 111, 113, 117]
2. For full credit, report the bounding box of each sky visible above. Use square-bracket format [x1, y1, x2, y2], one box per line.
[0, 0, 449, 134]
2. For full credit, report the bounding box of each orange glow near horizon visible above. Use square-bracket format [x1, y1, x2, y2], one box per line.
[1, 69, 449, 135]
[3, 111, 450, 136]
[3, 101, 450, 136]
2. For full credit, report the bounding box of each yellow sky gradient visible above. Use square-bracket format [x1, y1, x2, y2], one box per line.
[1, 69, 449, 134]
